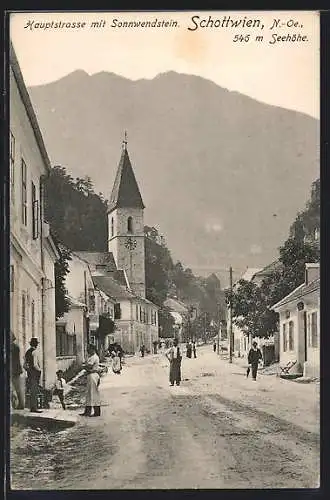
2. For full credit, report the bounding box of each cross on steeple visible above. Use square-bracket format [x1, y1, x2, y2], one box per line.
[122, 130, 128, 151]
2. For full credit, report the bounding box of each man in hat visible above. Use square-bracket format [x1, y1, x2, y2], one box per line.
[247, 340, 263, 381]
[166, 338, 182, 386]
[24, 337, 42, 412]
[10, 332, 25, 409]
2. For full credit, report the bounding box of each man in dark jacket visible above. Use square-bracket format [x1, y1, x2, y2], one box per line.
[24, 337, 42, 412]
[11, 332, 25, 409]
[247, 341, 263, 381]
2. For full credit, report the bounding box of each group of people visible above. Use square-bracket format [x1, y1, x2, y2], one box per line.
[10, 333, 67, 413]
[10, 333, 125, 416]
[186, 340, 197, 359]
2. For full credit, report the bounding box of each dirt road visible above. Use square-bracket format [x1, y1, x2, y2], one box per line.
[11, 349, 319, 489]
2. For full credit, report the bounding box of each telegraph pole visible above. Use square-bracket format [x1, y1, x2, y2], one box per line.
[229, 266, 233, 363]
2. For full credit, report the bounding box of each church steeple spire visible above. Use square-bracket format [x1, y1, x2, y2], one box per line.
[108, 137, 145, 213]
[122, 130, 128, 151]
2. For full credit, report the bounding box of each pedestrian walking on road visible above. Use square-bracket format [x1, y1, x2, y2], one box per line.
[192, 341, 197, 358]
[80, 344, 101, 417]
[213, 342, 217, 353]
[247, 341, 263, 381]
[54, 370, 66, 410]
[24, 337, 42, 413]
[166, 338, 182, 386]
[140, 344, 145, 357]
[186, 341, 192, 358]
[112, 349, 122, 374]
[11, 332, 25, 409]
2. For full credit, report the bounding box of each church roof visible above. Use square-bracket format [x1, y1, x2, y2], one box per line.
[93, 275, 134, 300]
[93, 275, 159, 307]
[108, 147, 145, 213]
[74, 251, 117, 272]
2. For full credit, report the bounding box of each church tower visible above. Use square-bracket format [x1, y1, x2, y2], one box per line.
[107, 135, 146, 298]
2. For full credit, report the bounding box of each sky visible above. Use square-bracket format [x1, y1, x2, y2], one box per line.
[10, 10, 320, 118]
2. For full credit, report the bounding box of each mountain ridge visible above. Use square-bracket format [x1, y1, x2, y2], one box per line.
[27, 70, 319, 280]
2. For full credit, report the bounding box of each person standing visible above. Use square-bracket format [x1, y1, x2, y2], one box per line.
[112, 348, 122, 374]
[80, 344, 101, 417]
[10, 332, 25, 409]
[192, 341, 197, 359]
[186, 341, 192, 359]
[54, 370, 66, 410]
[24, 337, 42, 413]
[247, 341, 263, 381]
[166, 338, 182, 386]
[213, 341, 217, 353]
[140, 344, 145, 357]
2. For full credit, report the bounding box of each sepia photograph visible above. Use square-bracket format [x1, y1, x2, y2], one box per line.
[8, 10, 320, 490]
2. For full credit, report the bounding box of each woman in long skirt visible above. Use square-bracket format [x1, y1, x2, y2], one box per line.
[112, 349, 122, 374]
[80, 344, 101, 417]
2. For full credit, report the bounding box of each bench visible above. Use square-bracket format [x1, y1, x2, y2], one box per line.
[279, 359, 297, 376]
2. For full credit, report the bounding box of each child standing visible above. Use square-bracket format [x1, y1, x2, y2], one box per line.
[54, 370, 66, 409]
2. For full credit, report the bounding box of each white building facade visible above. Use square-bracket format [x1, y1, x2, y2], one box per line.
[10, 44, 59, 390]
[271, 263, 320, 378]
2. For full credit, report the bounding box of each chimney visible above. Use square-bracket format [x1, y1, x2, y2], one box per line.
[305, 263, 320, 284]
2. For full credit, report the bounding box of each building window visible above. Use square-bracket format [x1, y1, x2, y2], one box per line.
[282, 323, 287, 352]
[10, 131, 15, 202]
[127, 216, 133, 233]
[21, 159, 27, 225]
[88, 289, 95, 313]
[31, 300, 35, 337]
[136, 304, 139, 321]
[56, 325, 77, 356]
[32, 182, 39, 239]
[310, 312, 318, 348]
[111, 217, 114, 237]
[288, 321, 294, 351]
[114, 303, 121, 319]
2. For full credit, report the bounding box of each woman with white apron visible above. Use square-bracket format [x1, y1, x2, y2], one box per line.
[80, 344, 101, 417]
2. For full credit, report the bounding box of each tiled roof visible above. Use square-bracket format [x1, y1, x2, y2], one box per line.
[239, 268, 263, 283]
[74, 251, 117, 271]
[164, 298, 189, 314]
[110, 270, 128, 287]
[93, 275, 158, 308]
[92, 275, 133, 300]
[108, 148, 145, 212]
[67, 295, 86, 308]
[254, 260, 282, 278]
[271, 278, 320, 310]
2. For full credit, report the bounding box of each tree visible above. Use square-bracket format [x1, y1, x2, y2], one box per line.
[229, 178, 320, 339]
[158, 307, 175, 338]
[262, 237, 319, 307]
[54, 242, 72, 319]
[229, 280, 278, 339]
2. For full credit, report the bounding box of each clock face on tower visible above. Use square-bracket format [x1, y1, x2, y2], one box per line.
[125, 237, 137, 250]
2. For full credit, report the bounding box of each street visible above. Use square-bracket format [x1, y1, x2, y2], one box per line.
[11, 346, 320, 490]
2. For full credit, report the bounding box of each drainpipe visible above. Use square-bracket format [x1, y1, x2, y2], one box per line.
[40, 175, 46, 388]
[130, 299, 134, 353]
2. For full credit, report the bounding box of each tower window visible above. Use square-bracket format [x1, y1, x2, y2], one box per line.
[127, 216, 133, 233]
[111, 217, 114, 237]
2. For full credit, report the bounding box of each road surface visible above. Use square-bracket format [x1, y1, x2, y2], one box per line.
[11, 347, 319, 489]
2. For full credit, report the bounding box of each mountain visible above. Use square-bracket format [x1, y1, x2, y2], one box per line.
[27, 70, 319, 283]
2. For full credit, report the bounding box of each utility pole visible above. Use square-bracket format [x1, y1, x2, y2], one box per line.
[229, 266, 233, 363]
